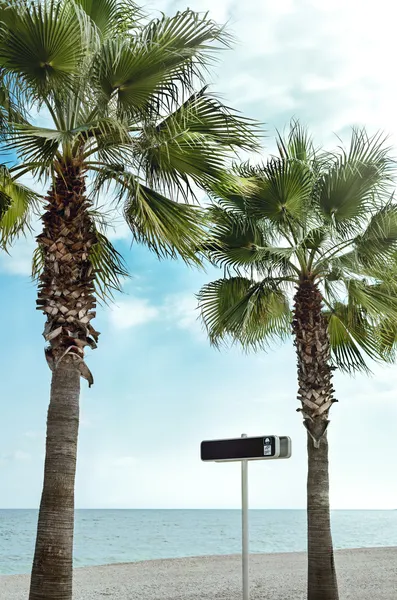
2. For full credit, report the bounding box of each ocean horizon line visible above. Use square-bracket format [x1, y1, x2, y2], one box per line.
[1, 507, 394, 511]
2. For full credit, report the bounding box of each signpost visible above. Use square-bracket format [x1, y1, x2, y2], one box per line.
[201, 434, 292, 600]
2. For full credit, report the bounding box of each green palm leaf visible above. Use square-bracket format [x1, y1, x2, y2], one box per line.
[317, 129, 394, 232]
[246, 157, 314, 223]
[74, 0, 142, 38]
[152, 88, 260, 150]
[92, 10, 229, 117]
[92, 166, 206, 264]
[208, 173, 259, 214]
[89, 230, 129, 301]
[124, 182, 206, 265]
[324, 302, 385, 373]
[0, 0, 95, 96]
[198, 276, 291, 349]
[205, 208, 297, 276]
[6, 124, 65, 170]
[355, 204, 397, 264]
[0, 75, 28, 134]
[276, 119, 315, 162]
[346, 279, 397, 320]
[135, 90, 260, 198]
[0, 165, 40, 246]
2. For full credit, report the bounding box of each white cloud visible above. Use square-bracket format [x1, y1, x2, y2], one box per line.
[151, 0, 397, 149]
[107, 291, 207, 337]
[164, 293, 203, 337]
[109, 297, 159, 330]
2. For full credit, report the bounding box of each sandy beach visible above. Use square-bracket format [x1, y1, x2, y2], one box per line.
[2, 547, 396, 600]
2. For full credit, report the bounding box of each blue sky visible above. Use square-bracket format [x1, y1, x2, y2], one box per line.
[1, 0, 397, 510]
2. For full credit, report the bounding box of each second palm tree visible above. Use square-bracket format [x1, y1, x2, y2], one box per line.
[198, 123, 397, 600]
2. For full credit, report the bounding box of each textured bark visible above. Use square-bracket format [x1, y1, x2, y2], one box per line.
[29, 360, 80, 600]
[36, 163, 99, 385]
[293, 279, 339, 600]
[29, 163, 99, 600]
[307, 432, 338, 600]
[292, 280, 336, 445]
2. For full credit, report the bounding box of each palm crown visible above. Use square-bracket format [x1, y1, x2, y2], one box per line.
[0, 0, 259, 263]
[198, 123, 397, 372]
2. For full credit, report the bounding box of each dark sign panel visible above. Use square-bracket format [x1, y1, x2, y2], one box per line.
[201, 436, 279, 462]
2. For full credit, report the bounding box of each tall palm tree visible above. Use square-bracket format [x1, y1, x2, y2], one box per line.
[0, 2, 259, 599]
[198, 123, 397, 600]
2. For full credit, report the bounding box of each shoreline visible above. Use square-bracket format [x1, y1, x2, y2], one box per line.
[2, 547, 397, 599]
[2, 544, 396, 576]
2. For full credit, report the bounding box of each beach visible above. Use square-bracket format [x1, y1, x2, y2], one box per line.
[2, 547, 396, 600]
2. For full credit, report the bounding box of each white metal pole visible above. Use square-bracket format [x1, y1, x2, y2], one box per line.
[241, 433, 249, 600]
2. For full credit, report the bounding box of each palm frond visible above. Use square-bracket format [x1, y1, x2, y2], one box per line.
[92, 9, 231, 118]
[376, 317, 397, 361]
[276, 120, 315, 162]
[202, 200, 299, 278]
[346, 278, 397, 321]
[152, 88, 260, 150]
[124, 182, 207, 265]
[6, 124, 64, 170]
[246, 157, 314, 223]
[92, 165, 207, 264]
[354, 203, 397, 264]
[74, 0, 143, 38]
[206, 202, 268, 247]
[90, 230, 129, 301]
[317, 129, 395, 233]
[135, 90, 260, 199]
[198, 276, 291, 349]
[324, 301, 386, 373]
[0, 0, 97, 97]
[73, 116, 133, 161]
[0, 165, 40, 246]
[205, 208, 297, 276]
[0, 74, 28, 135]
[208, 172, 259, 214]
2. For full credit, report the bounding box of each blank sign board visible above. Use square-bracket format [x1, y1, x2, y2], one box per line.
[201, 435, 290, 462]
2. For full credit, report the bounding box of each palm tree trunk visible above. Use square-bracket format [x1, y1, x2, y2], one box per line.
[293, 279, 339, 600]
[29, 360, 80, 600]
[307, 432, 338, 600]
[30, 164, 99, 599]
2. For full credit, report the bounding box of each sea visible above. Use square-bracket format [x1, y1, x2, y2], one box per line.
[0, 509, 396, 575]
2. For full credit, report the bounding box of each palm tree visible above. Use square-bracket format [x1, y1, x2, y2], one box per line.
[198, 123, 397, 600]
[0, 2, 259, 598]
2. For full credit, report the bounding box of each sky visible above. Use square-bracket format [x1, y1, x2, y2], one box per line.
[1, 0, 397, 510]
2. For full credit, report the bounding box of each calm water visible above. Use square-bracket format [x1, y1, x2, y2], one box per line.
[0, 509, 396, 575]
